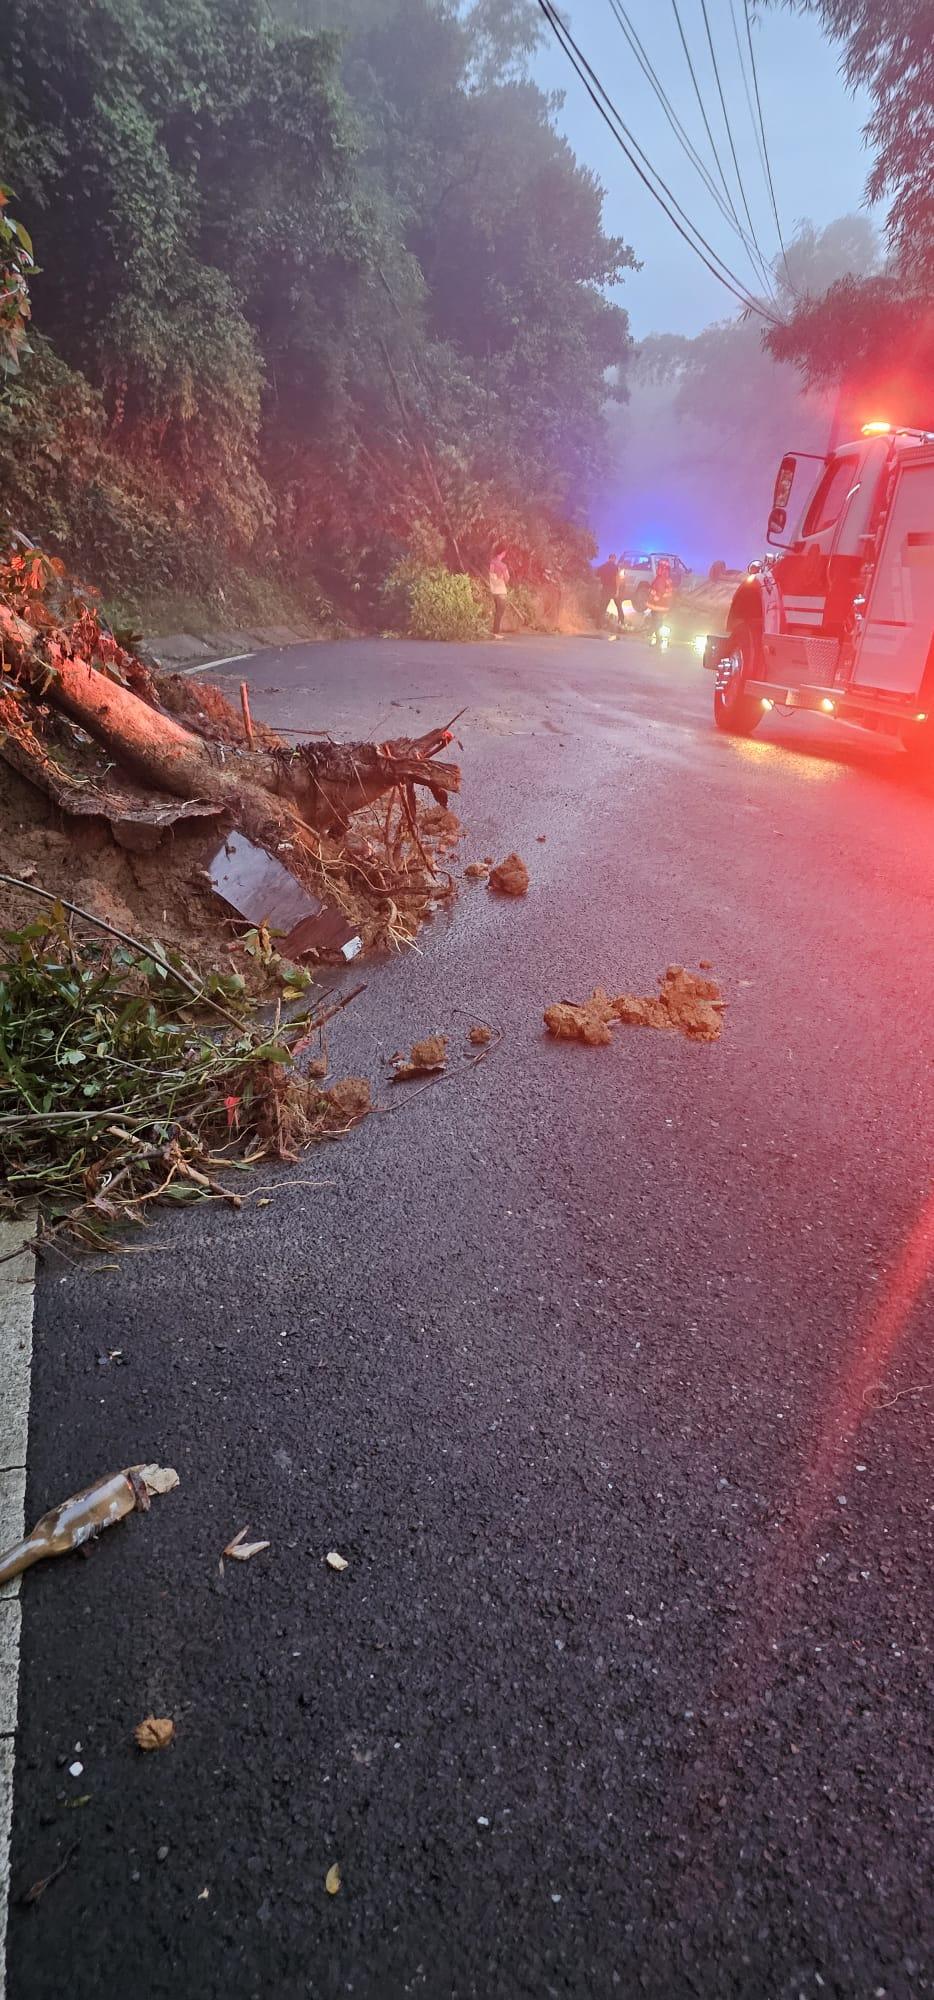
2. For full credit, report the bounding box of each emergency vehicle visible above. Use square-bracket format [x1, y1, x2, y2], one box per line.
[701, 423, 934, 765]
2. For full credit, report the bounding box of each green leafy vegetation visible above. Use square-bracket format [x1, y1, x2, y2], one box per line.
[384, 560, 486, 640]
[0, 0, 633, 622]
[762, 4, 933, 427]
[0, 905, 357, 1251]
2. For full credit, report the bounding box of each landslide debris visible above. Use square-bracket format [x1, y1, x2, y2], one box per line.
[544, 965, 725, 1046]
[488, 853, 529, 897]
[391, 1034, 448, 1080]
[0, 544, 463, 966]
[0, 545, 471, 1253]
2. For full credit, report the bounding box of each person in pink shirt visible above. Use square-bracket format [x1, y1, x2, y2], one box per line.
[489, 543, 510, 638]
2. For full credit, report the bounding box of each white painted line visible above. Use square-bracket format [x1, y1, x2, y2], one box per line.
[0, 1213, 35, 2000]
[179, 651, 256, 676]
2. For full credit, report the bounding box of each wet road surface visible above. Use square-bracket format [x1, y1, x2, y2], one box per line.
[8, 635, 934, 1999]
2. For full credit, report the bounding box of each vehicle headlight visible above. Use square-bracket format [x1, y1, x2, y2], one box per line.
[693, 633, 707, 658]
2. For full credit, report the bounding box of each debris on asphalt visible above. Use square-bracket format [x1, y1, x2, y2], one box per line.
[19, 1844, 77, 1908]
[223, 1527, 271, 1562]
[134, 1716, 175, 1752]
[229, 1063, 372, 1168]
[139, 1465, 181, 1496]
[468, 1024, 493, 1046]
[0, 1462, 178, 1588]
[392, 1033, 447, 1080]
[68, 1761, 83, 1779]
[536, 834, 546, 842]
[653, 964, 725, 1041]
[325, 1862, 342, 1895]
[488, 853, 529, 897]
[544, 989, 617, 1046]
[544, 966, 725, 1047]
[419, 805, 463, 848]
[321, 1077, 372, 1123]
[464, 861, 489, 879]
[325, 1551, 349, 1572]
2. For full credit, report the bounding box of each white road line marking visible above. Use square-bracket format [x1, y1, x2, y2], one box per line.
[0, 1214, 35, 2000]
[179, 651, 256, 675]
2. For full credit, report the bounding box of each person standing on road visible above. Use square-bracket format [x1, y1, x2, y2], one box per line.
[489, 543, 510, 639]
[596, 551, 621, 639]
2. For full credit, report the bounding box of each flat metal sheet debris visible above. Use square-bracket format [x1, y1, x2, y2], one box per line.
[283, 911, 363, 963]
[208, 832, 361, 959]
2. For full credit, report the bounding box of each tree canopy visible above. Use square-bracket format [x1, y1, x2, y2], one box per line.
[0, 0, 634, 607]
[764, 3, 934, 427]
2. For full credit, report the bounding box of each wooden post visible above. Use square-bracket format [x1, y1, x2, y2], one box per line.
[239, 681, 255, 749]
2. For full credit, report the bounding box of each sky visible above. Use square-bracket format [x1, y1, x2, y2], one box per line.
[533, 0, 876, 338]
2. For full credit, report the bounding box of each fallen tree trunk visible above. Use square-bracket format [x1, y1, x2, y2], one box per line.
[1, 603, 459, 837]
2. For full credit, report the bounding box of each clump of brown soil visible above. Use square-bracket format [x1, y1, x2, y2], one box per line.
[321, 1076, 372, 1124]
[468, 1023, 492, 1046]
[0, 766, 237, 973]
[392, 1033, 447, 1080]
[419, 805, 463, 849]
[489, 853, 529, 897]
[464, 861, 489, 880]
[544, 989, 618, 1046]
[655, 964, 724, 1041]
[544, 965, 725, 1047]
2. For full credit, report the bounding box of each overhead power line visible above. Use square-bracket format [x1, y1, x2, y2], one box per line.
[535, 0, 780, 324]
[698, 0, 776, 296]
[742, 0, 796, 296]
[605, 0, 773, 298]
[669, 0, 750, 265]
[728, 0, 769, 186]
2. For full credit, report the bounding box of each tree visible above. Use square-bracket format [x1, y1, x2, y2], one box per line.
[605, 218, 879, 566]
[0, 0, 363, 542]
[764, 7, 933, 421]
[776, 0, 934, 278]
[766, 277, 934, 430]
[0, 0, 634, 605]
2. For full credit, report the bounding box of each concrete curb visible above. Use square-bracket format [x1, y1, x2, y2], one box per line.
[0, 1214, 35, 2000]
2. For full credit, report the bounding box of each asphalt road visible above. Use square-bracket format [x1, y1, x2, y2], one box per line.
[8, 635, 934, 2000]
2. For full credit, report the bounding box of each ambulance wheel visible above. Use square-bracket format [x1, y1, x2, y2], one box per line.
[713, 622, 762, 736]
